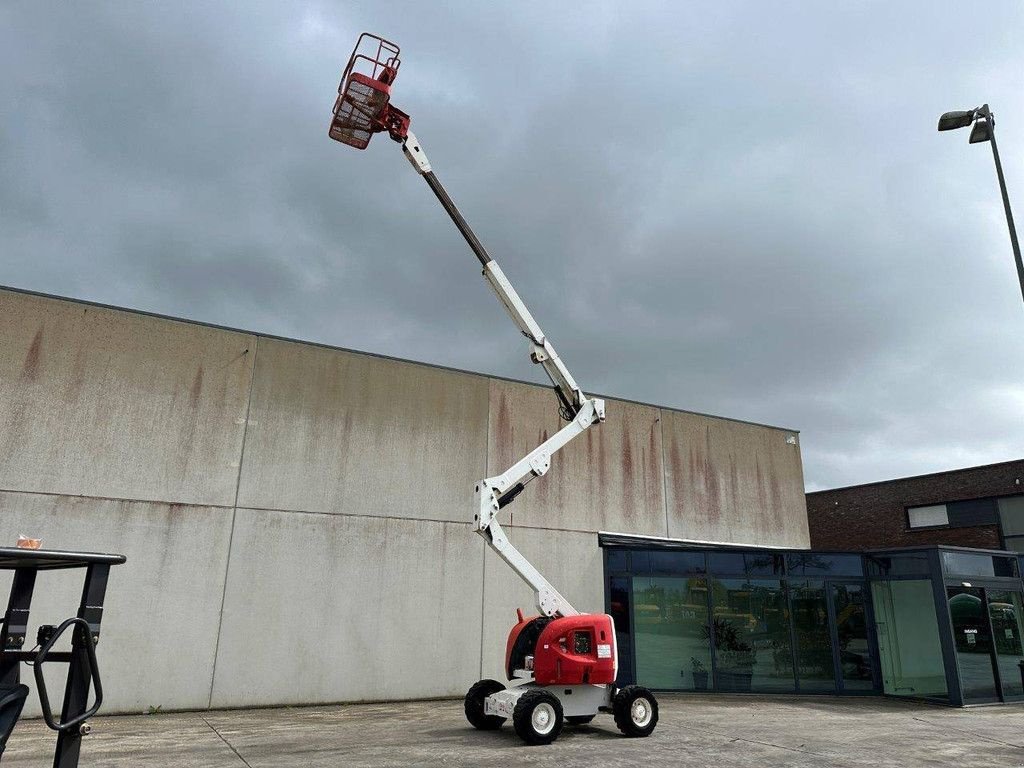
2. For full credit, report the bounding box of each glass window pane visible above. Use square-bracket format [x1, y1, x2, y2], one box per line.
[787, 553, 864, 577]
[994, 556, 1019, 578]
[988, 589, 1024, 699]
[866, 553, 930, 576]
[710, 578, 795, 692]
[605, 549, 628, 571]
[941, 551, 1007, 578]
[744, 553, 784, 576]
[791, 579, 835, 691]
[948, 587, 999, 701]
[832, 583, 876, 690]
[907, 504, 949, 528]
[1006, 538, 1024, 555]
[708, 551, 783, 576]
[870, 580, 948, 699]
[707, 552, 746, 574]
[649, 551, 706, 575]
[631, 550, 650, 574]
[997, 496, 1024, 536]
[632, 577, 711, 690]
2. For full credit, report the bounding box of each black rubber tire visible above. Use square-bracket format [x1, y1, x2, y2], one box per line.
[612, 685, 658, 737]
[566, 715, 595, 726]
[512, 689, 564, 745]
[464, 679, 506, 730]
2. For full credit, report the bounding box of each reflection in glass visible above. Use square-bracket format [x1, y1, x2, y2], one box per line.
[606, 548, 628, 572]
[947, 587, 999, 701]
[710, 578, 795, 692]
[707, 552, 746, 575]
[649, 551, 706, 575]
[832, 583, 875, 690]
[609, 576, 633, 686]
[632, 577, 711, 690]
[786, 553, 863, 577]
[791, 579, 835, 691]
[988, 590, 1024, 699]
[866, 553, 930, 577]
[942, 552, 994, 578]
[870, 580, 948, 699]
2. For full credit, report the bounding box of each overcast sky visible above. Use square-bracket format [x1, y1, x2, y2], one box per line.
[2, 2, 1022, 490]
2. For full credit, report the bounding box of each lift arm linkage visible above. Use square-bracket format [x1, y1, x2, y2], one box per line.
[402, 133, 605, 618]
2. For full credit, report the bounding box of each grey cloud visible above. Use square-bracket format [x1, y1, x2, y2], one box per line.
[2, 1, 1022, 490]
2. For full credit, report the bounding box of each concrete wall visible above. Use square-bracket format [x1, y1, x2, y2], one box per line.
[0, 287, 808, 714]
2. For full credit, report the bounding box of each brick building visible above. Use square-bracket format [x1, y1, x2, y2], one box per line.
[807, 459, 1024, 552]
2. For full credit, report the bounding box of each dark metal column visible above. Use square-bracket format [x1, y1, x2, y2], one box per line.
[1, 570, 36, 688]
[52, 564, 110, 768]
[987, 122, 1024, 305]
[930, 550, 964, 707]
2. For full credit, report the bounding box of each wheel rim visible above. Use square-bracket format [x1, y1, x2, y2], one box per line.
[531, 702, 556, 735]
[630, 697, 652, 727]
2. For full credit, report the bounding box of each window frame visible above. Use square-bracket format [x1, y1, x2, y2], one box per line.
[906, 503, 950, 531]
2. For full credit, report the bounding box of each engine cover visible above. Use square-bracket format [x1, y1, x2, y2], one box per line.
[505, 613, 617, 686]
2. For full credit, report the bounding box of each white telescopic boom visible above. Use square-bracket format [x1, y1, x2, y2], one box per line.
[402, 133, 605, 617]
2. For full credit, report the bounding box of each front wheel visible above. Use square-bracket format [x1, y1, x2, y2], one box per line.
[612, 685, 658, 737]
[464, 679, 506, 730]
[513, 689, 563, 745]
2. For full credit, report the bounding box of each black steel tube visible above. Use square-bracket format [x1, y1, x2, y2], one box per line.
[422, 171, 492, 267]
[987, 124, 1024, 305]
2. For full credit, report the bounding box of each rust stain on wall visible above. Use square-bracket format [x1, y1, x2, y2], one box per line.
[755, 458, 769, 515]
[668, 437, 684, 523]
[620, 429, 635, 523]
[190, 365, 204, 409]
[646, 422, 662, 519]
[21, 328, 43, 381]
[494, 389, 513, 469]
[768, 452, 784, 534]
[729, 456, 741, 522]
[702, 426, 721, 523]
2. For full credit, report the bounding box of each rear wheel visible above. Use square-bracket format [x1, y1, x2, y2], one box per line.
[612, 685, 658, 737]
[464, 679, 506, 730]
[513, 689, 563, 745]
[566, 715, 595, 726]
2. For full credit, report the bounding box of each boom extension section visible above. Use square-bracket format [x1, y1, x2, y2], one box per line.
[403, 135, 606, 618]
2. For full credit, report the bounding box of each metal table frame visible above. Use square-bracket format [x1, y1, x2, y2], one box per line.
[0, 547, 126, 767]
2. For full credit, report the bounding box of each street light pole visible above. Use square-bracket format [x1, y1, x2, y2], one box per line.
[938, 103, 1024, 307]
[984, 111, 1024, 304]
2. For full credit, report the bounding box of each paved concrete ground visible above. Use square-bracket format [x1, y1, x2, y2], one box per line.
[4, 694, 1024, 767]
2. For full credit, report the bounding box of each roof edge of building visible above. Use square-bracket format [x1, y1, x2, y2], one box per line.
[807, 458, 1024, 497]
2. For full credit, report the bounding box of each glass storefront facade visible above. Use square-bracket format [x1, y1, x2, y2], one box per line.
[603, 537, 1024, 706]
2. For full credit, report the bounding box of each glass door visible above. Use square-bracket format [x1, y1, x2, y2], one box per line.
[987, 589, 1024, 700]
[831, 582, 877, 692]
[947, 587, 1000, 702]
[870, 580, 948, 700]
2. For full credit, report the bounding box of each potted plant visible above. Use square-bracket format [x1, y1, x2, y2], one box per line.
[689, 657, 709, 690]
[703, 618, 755, 692]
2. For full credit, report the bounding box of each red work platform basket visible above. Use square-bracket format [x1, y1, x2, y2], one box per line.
[329, 33, 406, 149]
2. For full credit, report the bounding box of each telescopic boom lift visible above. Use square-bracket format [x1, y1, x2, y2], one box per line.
[327, 33, 658, 745]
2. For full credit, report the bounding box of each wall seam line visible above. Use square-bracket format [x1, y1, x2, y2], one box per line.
[659, 409, 671, 538]
[207, 336, 259, 709]
[478, 381, 491, 681]
[0, 487, 236, 509]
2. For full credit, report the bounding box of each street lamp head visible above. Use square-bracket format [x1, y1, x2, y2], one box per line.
[937, 110, 975, 131]
[969, 118, 993, 144]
